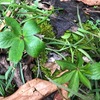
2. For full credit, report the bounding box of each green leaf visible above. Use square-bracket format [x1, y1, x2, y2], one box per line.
[48, 77, 93, 100]
[61, 32, 71, 39]
[78, 71, 91, 89]
[0, 0, 11, 4]
[0, 31, 15, 48]
[77, 53, 84, 67]
[78, 48, 93, 62]
[68, 71, 79, 97]
[72, 34, 79, 41]
[5, 17, 21, 35]
[74, 31, 84, 37]
[82, 63, 92, 75]
[54, 70, 75, 84]
[0, 75, 5, 79]
[5, 66, 13, 80]
[9, 39, 24, 63]
[24, 36, 45, 57]
[56, 60, 76, 70]
[88, 62, 100, 80]
[5, 70, 15, 91]
[0, 84, 5, 96]
[23, 20, 40, 36]
[79, 45, 94, 50]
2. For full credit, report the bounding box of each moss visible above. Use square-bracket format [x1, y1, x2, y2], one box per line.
[39, 50, 48, 65]
[39, 21, 55, 38]
[82, 20, 100, 35]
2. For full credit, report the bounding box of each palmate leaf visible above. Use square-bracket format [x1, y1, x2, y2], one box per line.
[68, 71, 79, 97]
[24, 36, 45, 57]
[56, 60, 76, 70]
[78, 71, 91, 89]
[5, 17, 21, 35]
[88, 62, 100, 80]
[0, 31, 15, 48]
[23, 20, 40, 36]
[9, 39, 24, 63]
[54, 70, 75, 84]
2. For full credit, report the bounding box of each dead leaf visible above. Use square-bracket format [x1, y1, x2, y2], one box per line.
[0, 78, 57, 100]
[54, 84, 70, 100]
[45, 62, 60, 75]
[77, 0, 100, 5]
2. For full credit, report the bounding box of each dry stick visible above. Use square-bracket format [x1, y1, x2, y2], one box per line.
[84, 8, 100, 13]
[0, 10, 11, 31]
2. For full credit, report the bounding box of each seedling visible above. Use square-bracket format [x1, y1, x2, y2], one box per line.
[0, 17, 45, 63]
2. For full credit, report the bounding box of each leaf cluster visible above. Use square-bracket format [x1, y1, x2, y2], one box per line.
[53, 53, 92, 97]
[0, 17, 45, 63]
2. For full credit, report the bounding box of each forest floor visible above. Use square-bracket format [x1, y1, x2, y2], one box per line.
[0, 0, 100, 100]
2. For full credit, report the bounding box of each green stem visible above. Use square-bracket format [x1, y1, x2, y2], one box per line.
[77, 5, 83, 29]
[19, 63, 25, 84]
[46, 48, 66, 60]
[37, 58, 42, 78]
[95, 81, 100, 100]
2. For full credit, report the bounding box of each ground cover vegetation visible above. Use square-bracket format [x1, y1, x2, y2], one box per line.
[0, 0, 100, 100]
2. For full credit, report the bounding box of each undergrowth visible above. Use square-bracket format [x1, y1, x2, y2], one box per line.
[0, 0, 100, 100]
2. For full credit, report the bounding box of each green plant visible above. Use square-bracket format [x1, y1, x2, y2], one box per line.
[9, 1, 54, 22]
[0, 76, 15, 96]
[53, 53, 92, 97]
[43, 19, 100, 99]
[0, 63, 26, 96]
[0, 17, 45, 63]
[47, 77, 95, 100]
[0, 0, 12, 4]
[45, 28, 94, 63]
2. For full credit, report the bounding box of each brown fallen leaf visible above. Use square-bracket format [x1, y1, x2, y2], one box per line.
[45, 62, 60, 75]
[54, 84, 70, 100]
[77, 0, 100, 5]
[0, 78, 57, 100]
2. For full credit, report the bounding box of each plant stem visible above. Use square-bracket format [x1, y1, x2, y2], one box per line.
[46, 48, 66, 60]
[19, 63, 25, 84]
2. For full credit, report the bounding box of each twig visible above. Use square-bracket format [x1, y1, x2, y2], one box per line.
[84, 8, 100, 13]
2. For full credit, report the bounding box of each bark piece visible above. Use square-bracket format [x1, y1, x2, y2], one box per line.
[78, 0, 100, 5]
[0, 78, 57, 100]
